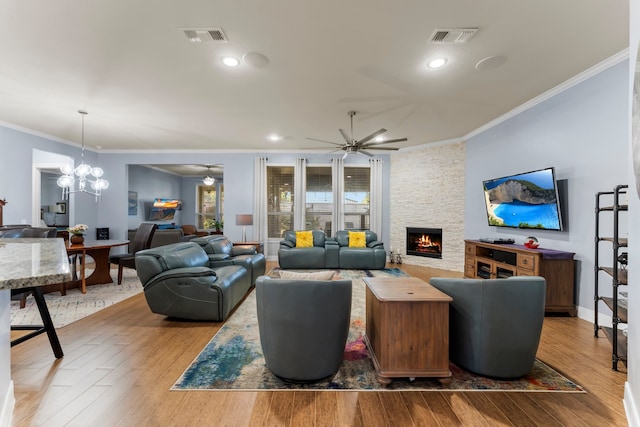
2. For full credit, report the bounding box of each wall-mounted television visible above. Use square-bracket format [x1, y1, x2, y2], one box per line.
[147, 198, 181, 221]
[482, 167, 563, 231]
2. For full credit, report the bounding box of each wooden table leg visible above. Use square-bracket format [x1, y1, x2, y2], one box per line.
[83, 247, 115, 286]
[80, 250, 87, 294]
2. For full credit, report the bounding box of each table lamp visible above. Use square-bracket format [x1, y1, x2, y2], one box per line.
[236, 214, 253, 242]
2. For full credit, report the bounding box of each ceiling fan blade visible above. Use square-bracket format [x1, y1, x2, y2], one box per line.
[361, 138, 408, 148]
[358, 150, 375, 157]
[306, 137, 344, 147]
[362, 147, 399, 151]
[338, 128, 351, 144]
[357, 128, 387, 145]
[342, 151, 349, 159]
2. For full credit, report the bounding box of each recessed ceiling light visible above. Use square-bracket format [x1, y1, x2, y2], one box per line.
[267, 134, 282, 141]
[222, 56, 240, 67]
[427, 58, 447, 69]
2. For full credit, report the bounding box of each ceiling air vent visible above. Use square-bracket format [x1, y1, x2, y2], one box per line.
[429, 28, 478, 44]
[181, 28, 228, 43]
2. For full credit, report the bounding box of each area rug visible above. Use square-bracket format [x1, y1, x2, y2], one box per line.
[173, 268, 584, 392]
[10, 268, 143, 328]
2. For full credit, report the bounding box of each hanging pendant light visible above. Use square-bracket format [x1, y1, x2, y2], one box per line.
[57, 110, 109, 201]
[203, 165, 215, 186]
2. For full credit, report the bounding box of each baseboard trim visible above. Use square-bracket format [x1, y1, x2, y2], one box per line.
[625, 382, 638, 427]
[0, 381, 15, 427]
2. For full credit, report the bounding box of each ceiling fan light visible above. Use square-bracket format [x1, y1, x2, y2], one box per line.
[203, 176, 215, 186]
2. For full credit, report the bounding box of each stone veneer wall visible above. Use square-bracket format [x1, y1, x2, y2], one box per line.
[390, 141, 465, 272]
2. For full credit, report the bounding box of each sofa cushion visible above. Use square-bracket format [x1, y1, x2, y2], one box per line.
[295, 231, 314, 248]
[279, 270, 336, 280]
[348, 231, 366, 248]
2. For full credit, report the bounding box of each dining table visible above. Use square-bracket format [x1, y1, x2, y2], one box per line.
[0, 238, 71, 358]
[65, 239, 129, 293]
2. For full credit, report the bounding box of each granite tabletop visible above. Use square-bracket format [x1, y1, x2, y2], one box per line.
[0, 238, 71, 290]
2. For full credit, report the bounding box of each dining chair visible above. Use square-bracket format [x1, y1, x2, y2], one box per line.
[109, 223, 158, 284]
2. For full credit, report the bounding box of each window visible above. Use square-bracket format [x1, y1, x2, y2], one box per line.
[267, 166, 294, 238]
[305, 166, 332, 235]
[344, 166, 370, 230]
[197, 183, 224, 229]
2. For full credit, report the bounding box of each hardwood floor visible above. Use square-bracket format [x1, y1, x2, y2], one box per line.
[10, 262, 629, 426]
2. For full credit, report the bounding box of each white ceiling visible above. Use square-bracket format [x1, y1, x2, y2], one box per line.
[0, 1, 629, 154]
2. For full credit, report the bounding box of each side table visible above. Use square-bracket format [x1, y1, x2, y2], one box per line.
[233, 241, 264, 254]
[363, 277, 452, 384]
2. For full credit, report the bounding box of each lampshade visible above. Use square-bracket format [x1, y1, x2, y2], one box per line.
[236, 214, 253, 242]
[236, 214, 253, 226]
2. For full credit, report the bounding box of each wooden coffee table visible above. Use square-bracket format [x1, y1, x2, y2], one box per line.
[363, 277, 452, 384]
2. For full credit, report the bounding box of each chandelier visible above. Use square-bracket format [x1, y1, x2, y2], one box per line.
[203, 165, 215, 186]
[57, 110, 109, 201]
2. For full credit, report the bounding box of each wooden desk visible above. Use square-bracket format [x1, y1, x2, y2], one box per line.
[363, 277, 452, 384]
[233, 241, 264, 254]
[0, 238, 71, 358]
[66, 239, 129, 293]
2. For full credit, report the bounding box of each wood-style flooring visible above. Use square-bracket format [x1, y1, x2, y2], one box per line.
[9, 262, 629, 426]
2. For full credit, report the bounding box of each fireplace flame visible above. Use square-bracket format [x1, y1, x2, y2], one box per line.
[416, 234, 441, 252]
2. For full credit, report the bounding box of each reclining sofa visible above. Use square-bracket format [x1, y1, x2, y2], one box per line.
[190, 235, 266, 285]
[135, 241, 251, 321]
[278, 230, 386, 270]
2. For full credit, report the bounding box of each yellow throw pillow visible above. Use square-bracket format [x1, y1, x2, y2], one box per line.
[295, 230, 314, 248]
[348, 231, 366, 248]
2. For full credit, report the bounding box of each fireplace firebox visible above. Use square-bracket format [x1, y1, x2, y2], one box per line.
[406, 227, 442, 259]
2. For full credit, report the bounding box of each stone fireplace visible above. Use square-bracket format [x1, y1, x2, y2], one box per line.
[406, 227, 442, 259]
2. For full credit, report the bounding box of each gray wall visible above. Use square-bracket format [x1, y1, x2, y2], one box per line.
[465, 60, 629, 319]
[127, 165, 183, 231]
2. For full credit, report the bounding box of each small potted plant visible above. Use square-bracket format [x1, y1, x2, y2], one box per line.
[68, 224, 88, 244]
[213, 218, 223, 232]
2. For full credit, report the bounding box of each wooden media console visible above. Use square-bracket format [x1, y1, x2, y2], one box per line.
[464, 240, 576, 316]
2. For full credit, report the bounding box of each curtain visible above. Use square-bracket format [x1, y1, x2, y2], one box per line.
[369, 158, 383, 236]
[332, 157, 344, 235]
[254, 157, 268, 257]
[293, 158, 307, 230]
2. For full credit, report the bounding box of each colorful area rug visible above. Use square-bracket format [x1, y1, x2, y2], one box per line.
[10, 268, 143, 328]
[173, 268, 584, 392]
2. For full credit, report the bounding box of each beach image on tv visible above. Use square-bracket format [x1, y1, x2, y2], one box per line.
[483, 169, 562, 230]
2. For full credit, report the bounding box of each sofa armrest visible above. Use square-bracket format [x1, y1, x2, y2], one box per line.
[280, 240, 295, 249]
[208, 253, 231, 262]
[367, 240, 384, 249]
[232, 246, 257, 256]
[144, 266, 216, 289]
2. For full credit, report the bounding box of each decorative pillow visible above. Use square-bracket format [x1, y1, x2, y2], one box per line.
[348, 231, 366, 248]
[279, 270, 336, 280]
[295, 230, 314, 248]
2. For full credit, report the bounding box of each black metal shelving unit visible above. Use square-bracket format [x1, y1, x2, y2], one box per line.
[594, 184, 628, 370]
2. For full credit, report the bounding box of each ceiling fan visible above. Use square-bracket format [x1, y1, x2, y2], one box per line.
[306, 111, 408, 158]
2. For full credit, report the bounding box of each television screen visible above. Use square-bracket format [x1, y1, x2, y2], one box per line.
[147, 198, 181, 221]
[482, 167, 563, 231]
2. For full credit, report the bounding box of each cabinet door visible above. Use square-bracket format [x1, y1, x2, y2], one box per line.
[476, 260, 492, 279]
[496, 263, 517, 279]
